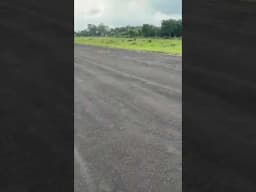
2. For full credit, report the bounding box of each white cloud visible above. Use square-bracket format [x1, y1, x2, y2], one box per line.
[75, 0, 181, 31]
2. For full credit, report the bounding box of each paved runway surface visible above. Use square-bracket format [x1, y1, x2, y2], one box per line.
[75, 45, 182, 192]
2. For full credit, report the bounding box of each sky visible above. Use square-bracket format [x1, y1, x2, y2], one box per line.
[75, 0, 182, 31]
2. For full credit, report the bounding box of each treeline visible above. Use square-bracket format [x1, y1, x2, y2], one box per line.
[75, 19, 182, 38]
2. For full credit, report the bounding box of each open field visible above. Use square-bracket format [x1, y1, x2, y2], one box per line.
[75, 37, 182, 56]
[75, 45, 182, 192]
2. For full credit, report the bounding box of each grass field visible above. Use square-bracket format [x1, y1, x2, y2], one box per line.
[74, 37, 182, 56]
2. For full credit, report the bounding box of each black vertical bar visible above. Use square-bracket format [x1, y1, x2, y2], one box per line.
[183, 0, 256, 191]
[0, 0, 74, 191]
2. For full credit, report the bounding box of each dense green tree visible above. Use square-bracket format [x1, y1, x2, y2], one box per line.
[87, 24, 97, 36]
[142, 24, 155, 37]
[161, 19, 182, 37]
[75, 19, 182, 38]
[78, 30, 89, 36]
[97, 23, 109, 36]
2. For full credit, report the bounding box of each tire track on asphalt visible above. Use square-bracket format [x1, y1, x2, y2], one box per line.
[75, 60, 181, 97]
[74, 146, 96, 192]
[75, 61, 181, 153]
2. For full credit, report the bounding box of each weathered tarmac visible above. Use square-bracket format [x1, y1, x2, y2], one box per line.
[75, 45, 182, 192]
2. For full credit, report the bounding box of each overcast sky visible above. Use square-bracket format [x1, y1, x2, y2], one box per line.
[75, 0, 182, 31]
